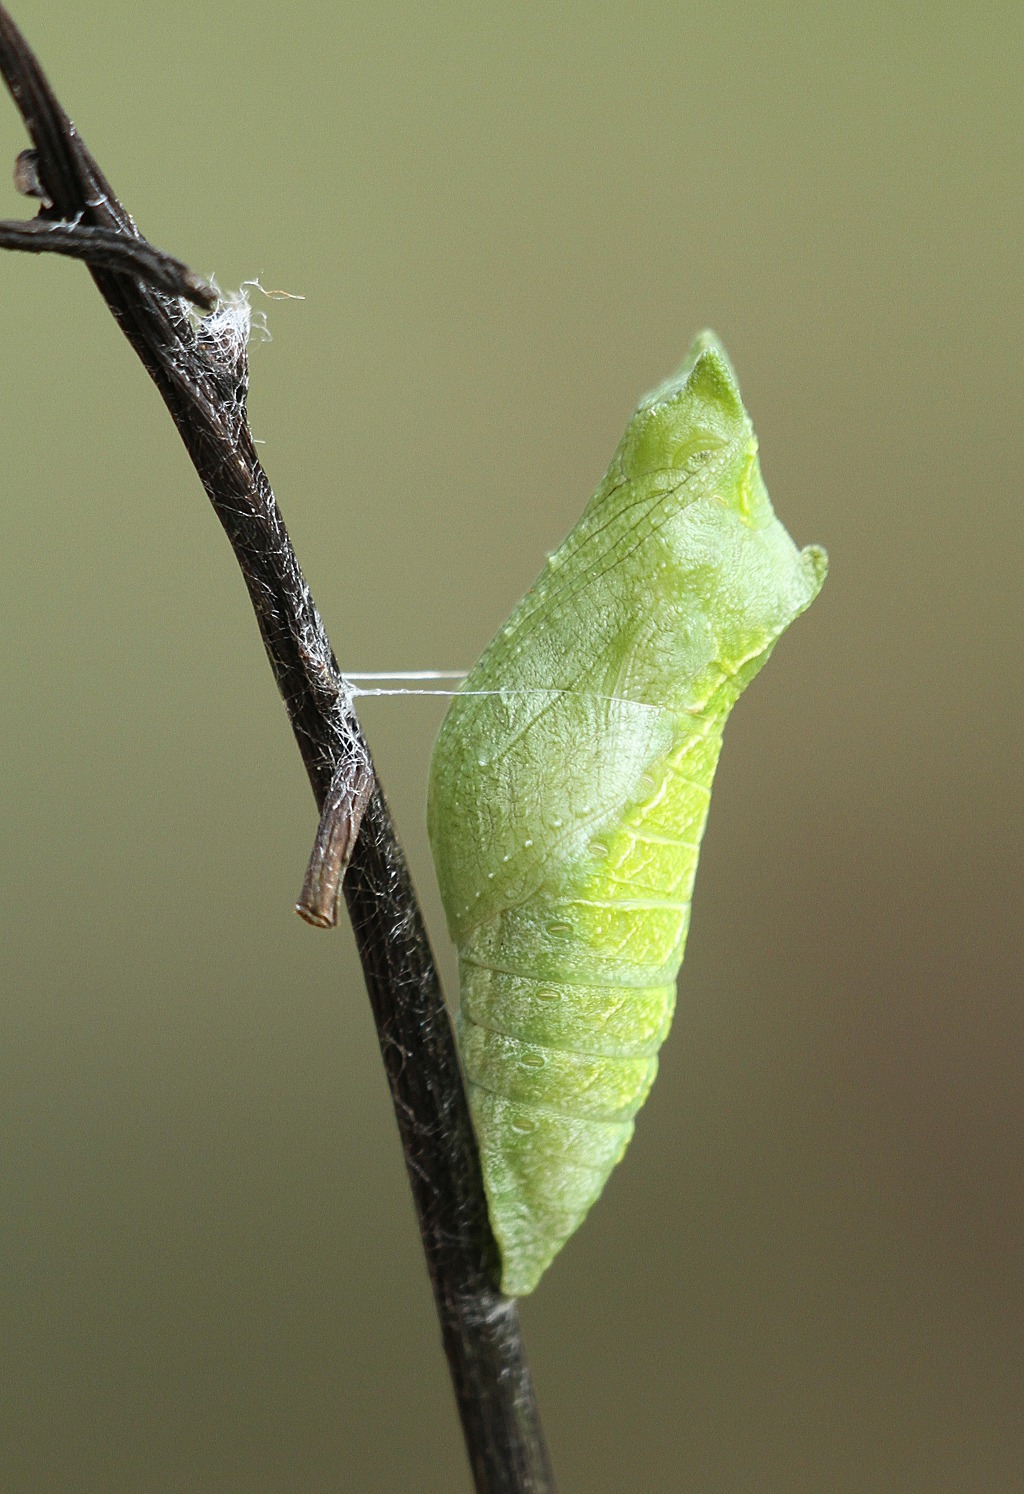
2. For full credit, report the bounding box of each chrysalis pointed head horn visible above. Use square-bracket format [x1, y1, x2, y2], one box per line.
[623, 329, 747, 480]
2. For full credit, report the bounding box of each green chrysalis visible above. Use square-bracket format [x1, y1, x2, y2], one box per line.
[428, 332, 826, 1295]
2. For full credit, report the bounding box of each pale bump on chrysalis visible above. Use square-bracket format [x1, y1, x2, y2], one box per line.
[428, 332, 827, 1295]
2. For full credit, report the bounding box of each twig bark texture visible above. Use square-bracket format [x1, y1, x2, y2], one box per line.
[0, 9, 555, 1491]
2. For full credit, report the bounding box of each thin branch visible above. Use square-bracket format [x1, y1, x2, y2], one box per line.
[0, 9, 555, 1492]
[0, 215, 216, 306]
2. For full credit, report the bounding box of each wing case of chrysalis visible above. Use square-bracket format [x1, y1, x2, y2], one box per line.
[428, 332, 827, 1295]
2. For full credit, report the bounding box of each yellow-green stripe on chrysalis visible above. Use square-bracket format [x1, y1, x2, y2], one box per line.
[428, 333, 826, 1295]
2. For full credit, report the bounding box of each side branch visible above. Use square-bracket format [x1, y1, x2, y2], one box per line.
[0, 214, 215, 305]
[0, 8, 554, 1492]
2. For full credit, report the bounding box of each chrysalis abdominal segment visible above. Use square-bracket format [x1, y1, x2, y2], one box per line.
[429, 331, 826, 1295]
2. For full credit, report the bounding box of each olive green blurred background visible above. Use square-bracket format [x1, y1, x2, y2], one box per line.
[1, 3, 1020, 1490]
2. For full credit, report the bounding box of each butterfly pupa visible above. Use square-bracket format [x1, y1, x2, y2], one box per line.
[428, 332, 827, 1295]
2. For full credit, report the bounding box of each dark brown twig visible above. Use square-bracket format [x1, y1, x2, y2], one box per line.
[0, 215, 216, 306]
[0, 8, 555, 1492]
